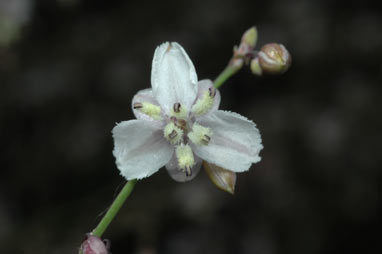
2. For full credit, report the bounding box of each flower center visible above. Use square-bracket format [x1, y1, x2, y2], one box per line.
[162, 102, 213, 175]
[135, 97, 216, 177]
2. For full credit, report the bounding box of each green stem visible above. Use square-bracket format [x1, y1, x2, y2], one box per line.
[91, 179, 137, 237]
[213, 65, 240, 89]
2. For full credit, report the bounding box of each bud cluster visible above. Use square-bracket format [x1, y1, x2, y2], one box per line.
[231, 27, 292, 76]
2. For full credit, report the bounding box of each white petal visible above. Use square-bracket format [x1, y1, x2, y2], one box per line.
[151, 42, 198, 113]
[193, 110, 263, 172]
[131, 88, 163, 123]
[112, 120, 173, 180]
[165, 154, 202, 182]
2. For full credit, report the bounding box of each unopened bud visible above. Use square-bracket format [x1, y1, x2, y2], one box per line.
[236, 27, 258, 57]
[250, 57, 263, 76]
[258, 43, 291, 74]
[79, 235, 109, 254]
[203, 161, 236, 194]
[241, 26, 258, 49]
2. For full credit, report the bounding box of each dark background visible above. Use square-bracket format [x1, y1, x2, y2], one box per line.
[0, 0, 380, 253]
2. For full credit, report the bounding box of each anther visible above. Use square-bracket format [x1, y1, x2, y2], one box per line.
[171, 102, 188, 119]
[173, 103, 181, 113]
[208, 87, 216, 97]
[202, 135, 211, 145]
[133, 102, 143, 109]
[168, 130, 178, 139]
[185, 166, 192, 176]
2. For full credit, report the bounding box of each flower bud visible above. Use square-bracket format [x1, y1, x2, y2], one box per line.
[250, 57, 263, 76]
[241, 26, 258, 50]
[203, 161, 236, 194]
[258, 43, 291, 74]
[79, 235, 109, 254]
[235, 27, 258, 57]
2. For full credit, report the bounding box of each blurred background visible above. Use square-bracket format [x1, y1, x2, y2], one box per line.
[0, 0, 380, 253]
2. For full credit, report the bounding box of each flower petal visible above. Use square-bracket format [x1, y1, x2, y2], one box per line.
[193, 110, 263, 172]
[165, 154, 202, 182]
[151, 42, 198, 113]
[112, 120, 173, 180]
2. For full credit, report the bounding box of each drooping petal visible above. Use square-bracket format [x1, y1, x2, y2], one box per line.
[165, 153, 202, 182]
[151, 42, 198, 113]
[190, 79, 221, 117]
[131, 88, 163, 123]
[193, 110, 263, 172]
[112, 120, 173, 180]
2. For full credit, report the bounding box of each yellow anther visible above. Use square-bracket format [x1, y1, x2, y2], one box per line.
[164, 122, 183, 145]
[176, 144, 195, 174]
[187, 123, 212, 145]
[191, 89, 215, 116]
[133, 102, 161, 120]
[170, 102, 188, 119]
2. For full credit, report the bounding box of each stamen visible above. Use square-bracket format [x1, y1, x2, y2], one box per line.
[188, 123, 213, 145]
[191, 88, 216, 116]
[176, 144, 195, 174]
[208, 87, 216, 97]
[168, 130, 178, 139]
[171, 102, 188, 119]
[173, 102, 181, 113]
[185, 166, 192, 176]
[134, 101, 161, 120]
[202, 134, 211, 145]
[133, 102, 143, 109]
[164, 122, 183, 145]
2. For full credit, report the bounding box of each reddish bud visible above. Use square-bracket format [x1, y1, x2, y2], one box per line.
[79, 235, 109, 254]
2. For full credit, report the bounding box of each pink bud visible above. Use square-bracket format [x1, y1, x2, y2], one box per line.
[79, 235, 109, 254]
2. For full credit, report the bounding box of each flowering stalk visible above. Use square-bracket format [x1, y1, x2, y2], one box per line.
[91, 179, 137, 237]
[214, 27, 258, 89]
[82, 36, 264, 252]
[213, 66, 239, 89]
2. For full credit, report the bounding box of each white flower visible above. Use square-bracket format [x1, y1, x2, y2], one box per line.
[112, 42, 263, 182]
